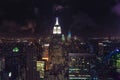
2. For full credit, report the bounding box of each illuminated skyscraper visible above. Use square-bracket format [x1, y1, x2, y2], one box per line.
[49, 17, 64, 65]
[53, 17, 62, 34]
[67, 30, 72, 41]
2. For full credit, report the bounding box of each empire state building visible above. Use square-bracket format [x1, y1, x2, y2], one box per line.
[53, 17, 62, 35]
[49, 17, 65, 65]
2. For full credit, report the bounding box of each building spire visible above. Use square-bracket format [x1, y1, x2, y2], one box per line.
[55, 17, 59, 25]
[53, 17, 62, 34]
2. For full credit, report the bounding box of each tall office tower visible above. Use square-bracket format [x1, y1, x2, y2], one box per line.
[53, 17, 62, 35]
[50, 17, 63, 64]
[48, 17, 66, 80]
[0, 42, 27, 80]
[68, 53, 97, 80]
[26, 44, 39, 80]
[67, 30, 72, 41]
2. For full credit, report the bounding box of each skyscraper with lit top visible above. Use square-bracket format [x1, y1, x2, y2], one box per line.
[52, 17, 63, 42]
[49, 17, 65, 65]
[53, 17, 62, 35]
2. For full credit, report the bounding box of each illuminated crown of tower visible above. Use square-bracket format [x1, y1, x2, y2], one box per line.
[53, 17, 62, 34]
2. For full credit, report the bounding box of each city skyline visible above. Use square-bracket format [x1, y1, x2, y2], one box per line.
[0, 0, 119, 37]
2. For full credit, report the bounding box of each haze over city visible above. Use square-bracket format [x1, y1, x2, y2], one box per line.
[0, 0, 119, 37]
[1, 0, 120, 80]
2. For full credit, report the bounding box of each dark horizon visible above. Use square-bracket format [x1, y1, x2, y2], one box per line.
[0, 0, 119, 37]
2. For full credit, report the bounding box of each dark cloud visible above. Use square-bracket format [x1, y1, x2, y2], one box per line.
[112, 3, 120, 16]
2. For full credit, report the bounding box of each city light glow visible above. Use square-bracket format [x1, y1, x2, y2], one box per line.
[13, 47, 19, 53]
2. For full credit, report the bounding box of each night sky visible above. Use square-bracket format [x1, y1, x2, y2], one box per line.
[0, 0, 119, 37]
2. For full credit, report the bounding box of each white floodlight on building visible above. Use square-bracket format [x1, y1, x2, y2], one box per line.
[53, 17, 62, 34]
